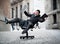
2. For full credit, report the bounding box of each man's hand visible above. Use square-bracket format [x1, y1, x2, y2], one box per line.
[24, 11, 32, 17]
[42, 13, 48, 18]
[24, 11, 27, 13]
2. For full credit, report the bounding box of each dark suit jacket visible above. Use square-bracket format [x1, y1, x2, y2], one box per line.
[24, 11, 46, 26]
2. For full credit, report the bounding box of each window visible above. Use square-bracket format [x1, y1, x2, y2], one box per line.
[20, 5, 22, 19]
[53, 0, 57, 10]
[53, 0, 57, 24]
[16, 7, 18, 25]
[27, 3, 29, 18]
[16, 7, 18, 18]
[53, 14, 57, 24]
[12, 8, 14, 18]
[11, 8, 15, 30]
[27, 3, 29, 13]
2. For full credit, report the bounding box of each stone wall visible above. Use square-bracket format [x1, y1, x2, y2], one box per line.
[45, 0, 60, 29]
[0, 0, 11, 31]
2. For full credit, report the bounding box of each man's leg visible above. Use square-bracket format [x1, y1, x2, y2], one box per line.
[22, 25, 30, 34]
[11, 23, 15, 30]
[22, 22, 33, 34]
[5, 18, 20, 24]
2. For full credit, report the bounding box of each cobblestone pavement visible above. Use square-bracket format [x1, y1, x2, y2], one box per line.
[0, 28, 60, 44]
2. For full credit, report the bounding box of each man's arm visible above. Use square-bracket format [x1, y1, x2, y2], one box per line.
[38, 14, 48, 23]
[42, 13, 48, 18]
[24, 11, 32, 17]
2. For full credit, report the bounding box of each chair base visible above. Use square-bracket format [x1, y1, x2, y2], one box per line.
[20, 36, 34, 39]
[20, 31, 34, 39]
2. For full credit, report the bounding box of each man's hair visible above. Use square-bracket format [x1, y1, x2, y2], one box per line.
[36, 10, 40, 13]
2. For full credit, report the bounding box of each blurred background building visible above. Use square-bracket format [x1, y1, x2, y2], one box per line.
[0, 0, 11, 31]
[45, 0, 60, 29]
[0, 0, 60, 31]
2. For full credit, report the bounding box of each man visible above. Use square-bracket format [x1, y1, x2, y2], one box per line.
[5, 10, 48, 34]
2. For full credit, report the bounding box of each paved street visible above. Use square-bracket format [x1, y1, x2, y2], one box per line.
[0, 28, 60, 44]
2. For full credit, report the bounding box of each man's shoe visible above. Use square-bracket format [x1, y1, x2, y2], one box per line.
[5, 17, 8, 24]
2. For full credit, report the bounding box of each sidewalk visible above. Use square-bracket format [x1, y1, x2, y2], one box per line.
[0, 28, 60, 44]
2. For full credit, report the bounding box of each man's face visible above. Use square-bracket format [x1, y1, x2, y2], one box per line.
[33, 11, 40, 16]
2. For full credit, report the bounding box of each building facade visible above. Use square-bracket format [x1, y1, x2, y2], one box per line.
[0, 0, 11, 31]
[45, 0, 60, 29]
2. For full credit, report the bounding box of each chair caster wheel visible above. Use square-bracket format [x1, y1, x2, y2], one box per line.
[23, 37, 25, 39]
[20, 36, 25, 39]
[31, 36, 34, 39]
[29, 36, 34, 39]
